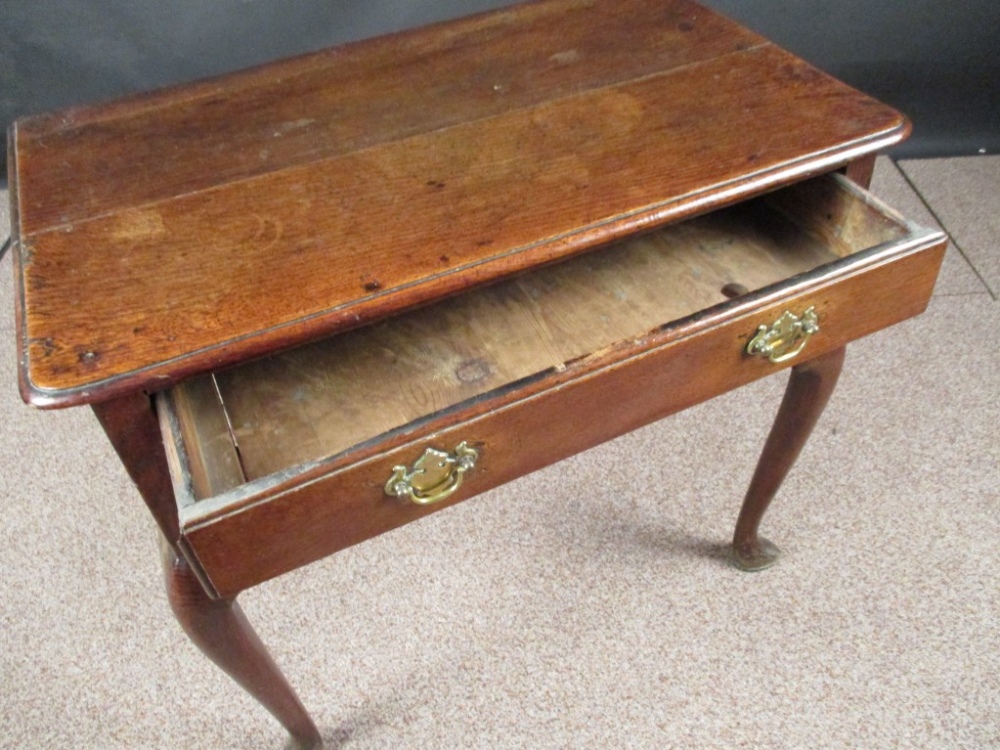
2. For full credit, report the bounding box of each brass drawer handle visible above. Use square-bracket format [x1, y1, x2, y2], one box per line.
[385, 441, 479, 505]
[746, 307, 819, 364]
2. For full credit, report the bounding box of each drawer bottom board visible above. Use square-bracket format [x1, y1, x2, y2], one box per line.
[172, 238, 943, 597]
[175, 176, 908, 499]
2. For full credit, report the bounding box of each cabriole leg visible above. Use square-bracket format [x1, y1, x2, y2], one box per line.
[161, 538, 323, 749]
[94, 393, 321, 748]
[732, 346, 846, 571]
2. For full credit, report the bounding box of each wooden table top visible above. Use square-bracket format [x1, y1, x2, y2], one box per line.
[8, 0, 906, 407]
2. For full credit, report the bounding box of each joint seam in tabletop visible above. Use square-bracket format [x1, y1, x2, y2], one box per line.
[17, 131, 912, 408]
[13, 0, 747, 137]
[15, 42, 771, 240]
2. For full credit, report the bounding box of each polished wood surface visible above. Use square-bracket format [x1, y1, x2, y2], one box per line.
[732, 346, 845, 571]
[13, 0, 764, 230]
[96, 391, 319, 744]
[93, 392, 180, 543]
[160, 539, 321, 749]
[10, 0, 908, 407]
[843, 153, 877, 189]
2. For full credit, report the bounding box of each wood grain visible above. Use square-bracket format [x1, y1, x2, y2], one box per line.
[10, 3, 941, 742]
[160, 538, 321, 748]
[174, 230, 945, 598]
[731, 346, 845, 571]
[11, 0, 907, 406]
[195, 175, 908, 486]
[170, 376, 245, 501]
[92, 391, 180, 542]
[14, 0, 762, 232]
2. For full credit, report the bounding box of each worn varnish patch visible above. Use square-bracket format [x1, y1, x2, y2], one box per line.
[109, 209, 166, 241]
[10, 0, 907, 406]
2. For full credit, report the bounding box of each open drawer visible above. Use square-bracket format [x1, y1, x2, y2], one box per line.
[157, 173, 945, 598]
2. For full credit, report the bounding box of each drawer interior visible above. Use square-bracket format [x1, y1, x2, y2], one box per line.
[164, 173, 914, 502]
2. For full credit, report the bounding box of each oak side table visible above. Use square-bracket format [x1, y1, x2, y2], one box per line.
[7, 0, 945, 746]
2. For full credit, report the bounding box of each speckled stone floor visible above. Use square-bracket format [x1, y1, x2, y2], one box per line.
[1, 156, 997, 749]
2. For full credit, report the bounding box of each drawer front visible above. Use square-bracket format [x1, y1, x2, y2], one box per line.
[178, 236, 944, 598]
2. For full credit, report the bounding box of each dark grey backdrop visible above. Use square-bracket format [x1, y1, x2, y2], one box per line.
[3, 0, 998, 177]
